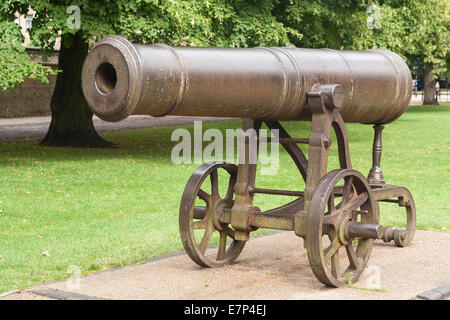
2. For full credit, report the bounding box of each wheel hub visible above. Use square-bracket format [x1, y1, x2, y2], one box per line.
[212, 198, 229, 231]
[336, 211, 353, 245]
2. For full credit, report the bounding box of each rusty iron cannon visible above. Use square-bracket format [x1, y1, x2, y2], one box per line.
[82, 36, 416, 287]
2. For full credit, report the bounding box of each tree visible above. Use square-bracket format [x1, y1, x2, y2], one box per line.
[2, 0, 447, 146]
[279, 0, 449, 105]
[356, 0, 449, 105]
[2, 0, 301, 147]
[0, 20, 56, 92]
[275, 0, 370, 50]
[405, 0, 449, 104]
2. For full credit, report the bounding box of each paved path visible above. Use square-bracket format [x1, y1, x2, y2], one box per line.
[409, 92, 449, 105]
[0, 115, 236, 142]
[2, 230, 449, 300]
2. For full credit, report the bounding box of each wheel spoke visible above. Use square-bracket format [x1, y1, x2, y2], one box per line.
[324, 239, 340, 260]
[198, 225, 214, 254]
[325, 228, 336, 240]
[331, 250, 341, 278]
[347, 192, 369, 212]
[322, 224, 333, 236]
[223, 225, 236, 240]
[217, 231, 227, 261]
[352, 209, 368, 222]
[345, 242, 360, 270]
[335, 192, 369, 216]
[224, 174, 236, 202]
[210, 170, 219, 197]
[333, 185, 344, 197]
[342, 176, 354, 205]
[323, 212, 340, 226]
[327, 192, 336, 214]
[193, 220, 207, 230]
[198, 189, 210, 203]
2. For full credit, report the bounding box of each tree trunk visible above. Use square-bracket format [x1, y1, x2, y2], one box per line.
[423, 63, 438, 105]
[40, 32, 114, 147]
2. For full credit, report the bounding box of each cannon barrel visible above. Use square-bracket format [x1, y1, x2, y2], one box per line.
[81, 36, 412, 124]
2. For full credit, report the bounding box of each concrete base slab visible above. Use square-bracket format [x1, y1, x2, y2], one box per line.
[2, 230, 449, 300]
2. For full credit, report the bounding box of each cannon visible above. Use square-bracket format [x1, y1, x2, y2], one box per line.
[82, 36, 416, 287]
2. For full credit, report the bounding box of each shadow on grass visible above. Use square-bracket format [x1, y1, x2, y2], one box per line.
[2, 103, 448, 168]
[0, 121, 244, 167]
[0, 118, 377, 168]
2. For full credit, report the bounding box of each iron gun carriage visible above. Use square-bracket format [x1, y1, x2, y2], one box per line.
[82, 36, 416, 287]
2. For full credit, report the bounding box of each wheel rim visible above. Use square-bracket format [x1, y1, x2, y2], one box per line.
[306, 169, 378, 287]
[179, 162, 245, 267]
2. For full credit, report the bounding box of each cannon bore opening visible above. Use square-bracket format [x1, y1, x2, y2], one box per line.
[95, 62, 117, 95]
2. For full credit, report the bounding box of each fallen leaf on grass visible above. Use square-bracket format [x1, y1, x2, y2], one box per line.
[42, 250, 51, 257]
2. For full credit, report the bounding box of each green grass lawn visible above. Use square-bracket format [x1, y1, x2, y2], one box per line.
[1, 104, 449, 293]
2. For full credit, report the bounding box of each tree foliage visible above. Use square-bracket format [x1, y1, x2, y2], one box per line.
[0, 0, 448, 140]
[278, 0, 448, 72]
[2, 0, 302, 51]
[360, 0, 449, 76]
[1, 0, 305, 147]
[1, 0, 448, 88]
[0, 20, 57, 91]
[1, 0, 447, 88]
[277, 0, 371, 49]
[277, 0, 448, 105]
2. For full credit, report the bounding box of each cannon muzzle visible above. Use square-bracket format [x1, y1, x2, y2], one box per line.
[82, 36, 412, 124]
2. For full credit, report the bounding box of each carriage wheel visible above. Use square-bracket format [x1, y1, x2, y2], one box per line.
[179, 162, 245, 268]
[306, 169, 379, 287]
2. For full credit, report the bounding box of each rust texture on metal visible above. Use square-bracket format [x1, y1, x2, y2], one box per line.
[176, 85, 416, 287]
[179, 162, 245, 267]
[306, 169, 378, 287]
[84, 36, 417, 288]
[82, 35, 412, 124]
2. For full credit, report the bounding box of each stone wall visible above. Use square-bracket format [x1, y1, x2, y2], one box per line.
[0, 48, 58, 118]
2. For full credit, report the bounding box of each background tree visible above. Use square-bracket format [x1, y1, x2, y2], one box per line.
[278, 0, 449, 104]
[0, 20, 56, 92]
[2, 0, 301, 147]
[357, 0, 449, 104]
[1, 0, 448, 147]
[275, 0, 370, 50]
